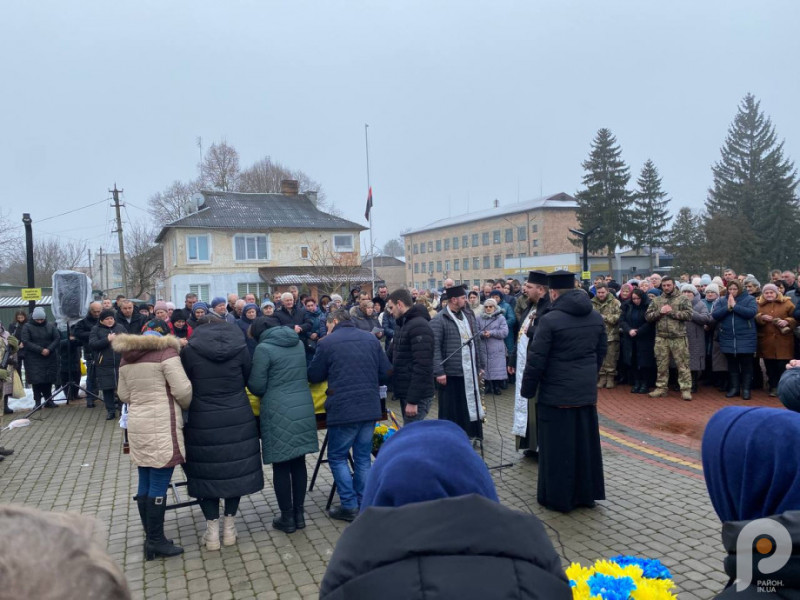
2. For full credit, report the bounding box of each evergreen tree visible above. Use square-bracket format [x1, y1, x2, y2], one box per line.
[575, 128, 633, 271]
[705, 94, 800, 275]
[629, 159, 671, 271]
[665, 207, 707, 275]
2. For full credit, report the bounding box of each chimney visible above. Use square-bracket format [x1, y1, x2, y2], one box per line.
[493, 198, 499, 208]
[280, 179, 299, 195]
[305, 190, 318, 208]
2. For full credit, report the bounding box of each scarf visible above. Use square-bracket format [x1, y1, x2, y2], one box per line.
[446, 305, 483, 422]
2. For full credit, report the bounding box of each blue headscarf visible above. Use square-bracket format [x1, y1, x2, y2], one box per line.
[192, 302, 209, 319]
[647, 288, 662, 297]
[360, 420, 498, 511]
[703, 406, 800, 522]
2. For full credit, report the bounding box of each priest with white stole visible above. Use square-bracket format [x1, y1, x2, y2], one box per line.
[512, 271, 550, 456]
[430, 285, 486, 440]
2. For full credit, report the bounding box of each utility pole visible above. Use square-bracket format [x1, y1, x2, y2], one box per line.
[99, 247, 104, 291]
[87, 248, 93, 280]
[110, 184, 128, 297]
[22, 213, 35, 314]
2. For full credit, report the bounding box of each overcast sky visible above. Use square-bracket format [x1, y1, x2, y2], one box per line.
[1, 1, 798, 260]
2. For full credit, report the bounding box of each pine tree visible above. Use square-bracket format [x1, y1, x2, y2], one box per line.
[629, 159, 671, 271]
[575, 128, 633, 272]
[665, 207, 707, 275]
[705, 94, 800, 275]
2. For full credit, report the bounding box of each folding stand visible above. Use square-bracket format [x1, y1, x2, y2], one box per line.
[308, 430, 353, 511]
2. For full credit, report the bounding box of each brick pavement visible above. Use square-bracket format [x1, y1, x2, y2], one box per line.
[0, 382, 783, 599]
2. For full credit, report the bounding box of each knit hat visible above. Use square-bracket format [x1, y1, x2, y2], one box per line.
[692, 277, 702, 286]
[647, 288, 662, 297]
[712, 276, 724, 287]
[330, 294, 343, 303]
[705, 283, 720, 295]
[170, 308, 189, 323]
[154, 301, 168, 313]
[31, 307, 46, 320]
[701, 274, 712, 285]
[166, 302, 175, 310]
[210, 296, 227, 309]
[681, 283, 698, 295]
[144, 319, 170, 336]
[242, 303, 259, 319]
[488, 289, 504, 299]
[483, 298, 498, 308]
[142, 330, 163, 337]
[192, 302, 209, 317]
[361, 421, 498, 510]
[99, 309, 116, 322]
[261, 300, 275, 309]
[763, 283, 780, 295]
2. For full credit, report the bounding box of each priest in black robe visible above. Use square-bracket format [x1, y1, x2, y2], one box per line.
[521, 271, 607, 512]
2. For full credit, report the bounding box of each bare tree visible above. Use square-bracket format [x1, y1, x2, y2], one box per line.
[2, 237, 87, 286]
[302, 240, 367, 297]
[0, 208, 21, 265]
[382, 238, 404, 257]
[201, 140, 240, 191]
[147, 179, 200, 223]
[125, 220, 163, 298]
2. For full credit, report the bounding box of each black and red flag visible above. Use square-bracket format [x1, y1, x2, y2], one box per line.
[364, 186, 373, 221]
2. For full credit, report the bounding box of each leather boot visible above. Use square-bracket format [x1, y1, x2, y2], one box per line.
[222, 515, 237, 546]
[293, 507, 306, 530]
[3, 396, 13, 415]
[144, 497, 183, 560]
[725, 373, 740, 398]
[691, 371, 698, 393]
[742, 372, 753, 400]
[203, 519, 220, 551]
[134, 495, 171, 547]
[272, 511, 296, 534]
[630, 377, 639, 394]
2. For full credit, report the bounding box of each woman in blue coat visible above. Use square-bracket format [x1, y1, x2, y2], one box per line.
[248, 317, 319, 534]
[711, 279, 758, 399]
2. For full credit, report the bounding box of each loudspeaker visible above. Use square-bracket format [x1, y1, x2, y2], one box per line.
[52, 270, 92, 321]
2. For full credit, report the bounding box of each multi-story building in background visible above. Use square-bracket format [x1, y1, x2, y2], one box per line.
[402, 193, 579, 289]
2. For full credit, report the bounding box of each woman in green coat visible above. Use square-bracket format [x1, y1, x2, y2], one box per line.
[248, 317, 319, 534]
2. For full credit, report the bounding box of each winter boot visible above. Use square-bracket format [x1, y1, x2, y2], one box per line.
[493, 381, 502, 395]
[0, 447, 13, 456]
[202, 519, 221, 551]
[222, 515, 237, 547]
[630, 377, 640, 394]
[272, 511, 297, 534]
[605, 376, 616, 389]
[134, 495, 171, 547]
[681, 390, 692, 401]
[769, 387, 779, 397]
[144, 496, 183, 560]
[3, 396, 13, 415]
[293, 507, 306, 530]
[44, 398, 57, 408]
[741, 372, 753, 400]
[691, 371, 698, 393]
[725, 373, 741, 398]
[649, 388, 668, 398]
[596, 375, 607, 389]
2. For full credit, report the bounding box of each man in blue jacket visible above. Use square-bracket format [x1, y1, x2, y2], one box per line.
[308, 308, 392, 522]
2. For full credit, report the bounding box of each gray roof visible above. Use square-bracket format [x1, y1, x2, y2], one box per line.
[0, 296, 52, 307]
[156, 190, 366, 242]
[403, 192, 577, 236]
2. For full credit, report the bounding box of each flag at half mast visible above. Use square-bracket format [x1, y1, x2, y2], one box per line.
[364, 186, 373, 221]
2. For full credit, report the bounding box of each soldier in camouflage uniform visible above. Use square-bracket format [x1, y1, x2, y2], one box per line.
[591, 283, 621, 389]
[645, 276, 694, 400]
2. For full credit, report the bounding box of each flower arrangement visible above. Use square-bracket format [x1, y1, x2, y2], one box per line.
[372, 422, 398, 456]
[567, 556, 676, 600]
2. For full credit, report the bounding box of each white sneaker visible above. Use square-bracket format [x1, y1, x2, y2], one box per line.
[222, 515, 237, 546]
[203, 519, 220, 551]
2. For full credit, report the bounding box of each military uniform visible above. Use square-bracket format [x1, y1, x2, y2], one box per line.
[645, 287, 693, 398]
[591, 293, 621, 388]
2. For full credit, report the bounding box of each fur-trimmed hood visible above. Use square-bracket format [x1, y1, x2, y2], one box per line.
[112, 333, 181, 357]
[757, 293, 791, 306]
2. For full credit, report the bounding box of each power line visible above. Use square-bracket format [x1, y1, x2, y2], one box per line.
[38, 198, 109, 223]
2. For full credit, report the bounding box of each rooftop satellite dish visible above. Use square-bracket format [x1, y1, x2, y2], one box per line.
[192, 192, 205, 209]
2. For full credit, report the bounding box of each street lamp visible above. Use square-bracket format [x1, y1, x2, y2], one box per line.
[568, 226, 600, 290]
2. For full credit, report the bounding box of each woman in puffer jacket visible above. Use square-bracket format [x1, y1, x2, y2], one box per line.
[476, 299, 509, 395]
[114, 330, 192, 561]
[711, 279, 758, 399]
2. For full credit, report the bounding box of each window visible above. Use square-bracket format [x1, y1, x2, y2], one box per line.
[463, 235, 469, 248]
[533, 251, 539, 256]
[494, 255, 501, 268]
[413, 244, 418, 254]
[493, 230, 501, 244]
[483, 256, 490, 269]
[408, 262, 412, 270]
[300, 246, 309, 259]
[473, 279, 481, 288]
[420, 243, 426, 254]
[445, 260, 450, 272]
[462, 259, 468, 271]
[437, 280, 443, 289]
[436, 240, 442, 252]
[453, 237, 459, 250]
[237, 282, 267, 299]
[482, 232, 490, 246]
[189, 284, 210, 302]
[532, 224, 538, 233]
[505, 228, 513, 243]
[473, 257, 480, 270]
[533, 239, 539, 247]
[518, 252, 525, 258]
[506, 253, 514, 259]
[436, 261, 442, 273]
[518, 226, 527, 241]
[427, 241, 433, 252]
[234, 234, 269, 261]
[414, 263, 419, 274]
[454, 259, 460, 270]
[471, 234, 479, 247]
[333, 234, 354, 252]
[428, 261, 434, 274]
[187, 235, 210, 262]
[444, 238, 450, 251]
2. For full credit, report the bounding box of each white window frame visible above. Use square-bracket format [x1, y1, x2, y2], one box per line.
[189, 284, 210, 302]
[233, 233, 270, 262]
[333, 234, 354, 252]
[237, 282, 268, 299]
[186, 234, 211, 263]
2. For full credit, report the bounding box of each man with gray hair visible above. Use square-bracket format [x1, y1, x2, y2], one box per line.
[275, 292, 313, 347]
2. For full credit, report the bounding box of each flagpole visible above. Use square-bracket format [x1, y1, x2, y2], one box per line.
[365, 123, 375, 294]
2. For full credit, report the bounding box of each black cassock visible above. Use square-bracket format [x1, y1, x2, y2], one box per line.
[438, 376, 482, 439]
[537, 403, 605, 512]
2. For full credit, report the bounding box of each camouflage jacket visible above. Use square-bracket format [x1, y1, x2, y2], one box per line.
[591, 294, 621, 342]
[645, 288, 692, 338]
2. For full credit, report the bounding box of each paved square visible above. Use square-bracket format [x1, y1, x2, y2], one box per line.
[0, 384, 747, 599]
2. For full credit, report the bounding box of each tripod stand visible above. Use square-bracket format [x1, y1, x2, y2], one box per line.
[52, 322, 101, 406]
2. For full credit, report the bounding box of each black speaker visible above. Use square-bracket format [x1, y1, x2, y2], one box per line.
[52, 271, 92, 321]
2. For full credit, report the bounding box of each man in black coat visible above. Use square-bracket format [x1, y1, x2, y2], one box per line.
[521, 271, 607, 513]
[386, 289, 434, 425]
[115, 299, 146, 334]
[73, 301, 102, 407]
[274, 293, 313, 348]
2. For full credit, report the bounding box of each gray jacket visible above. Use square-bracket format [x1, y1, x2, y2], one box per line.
[431, 308, 486, 378]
